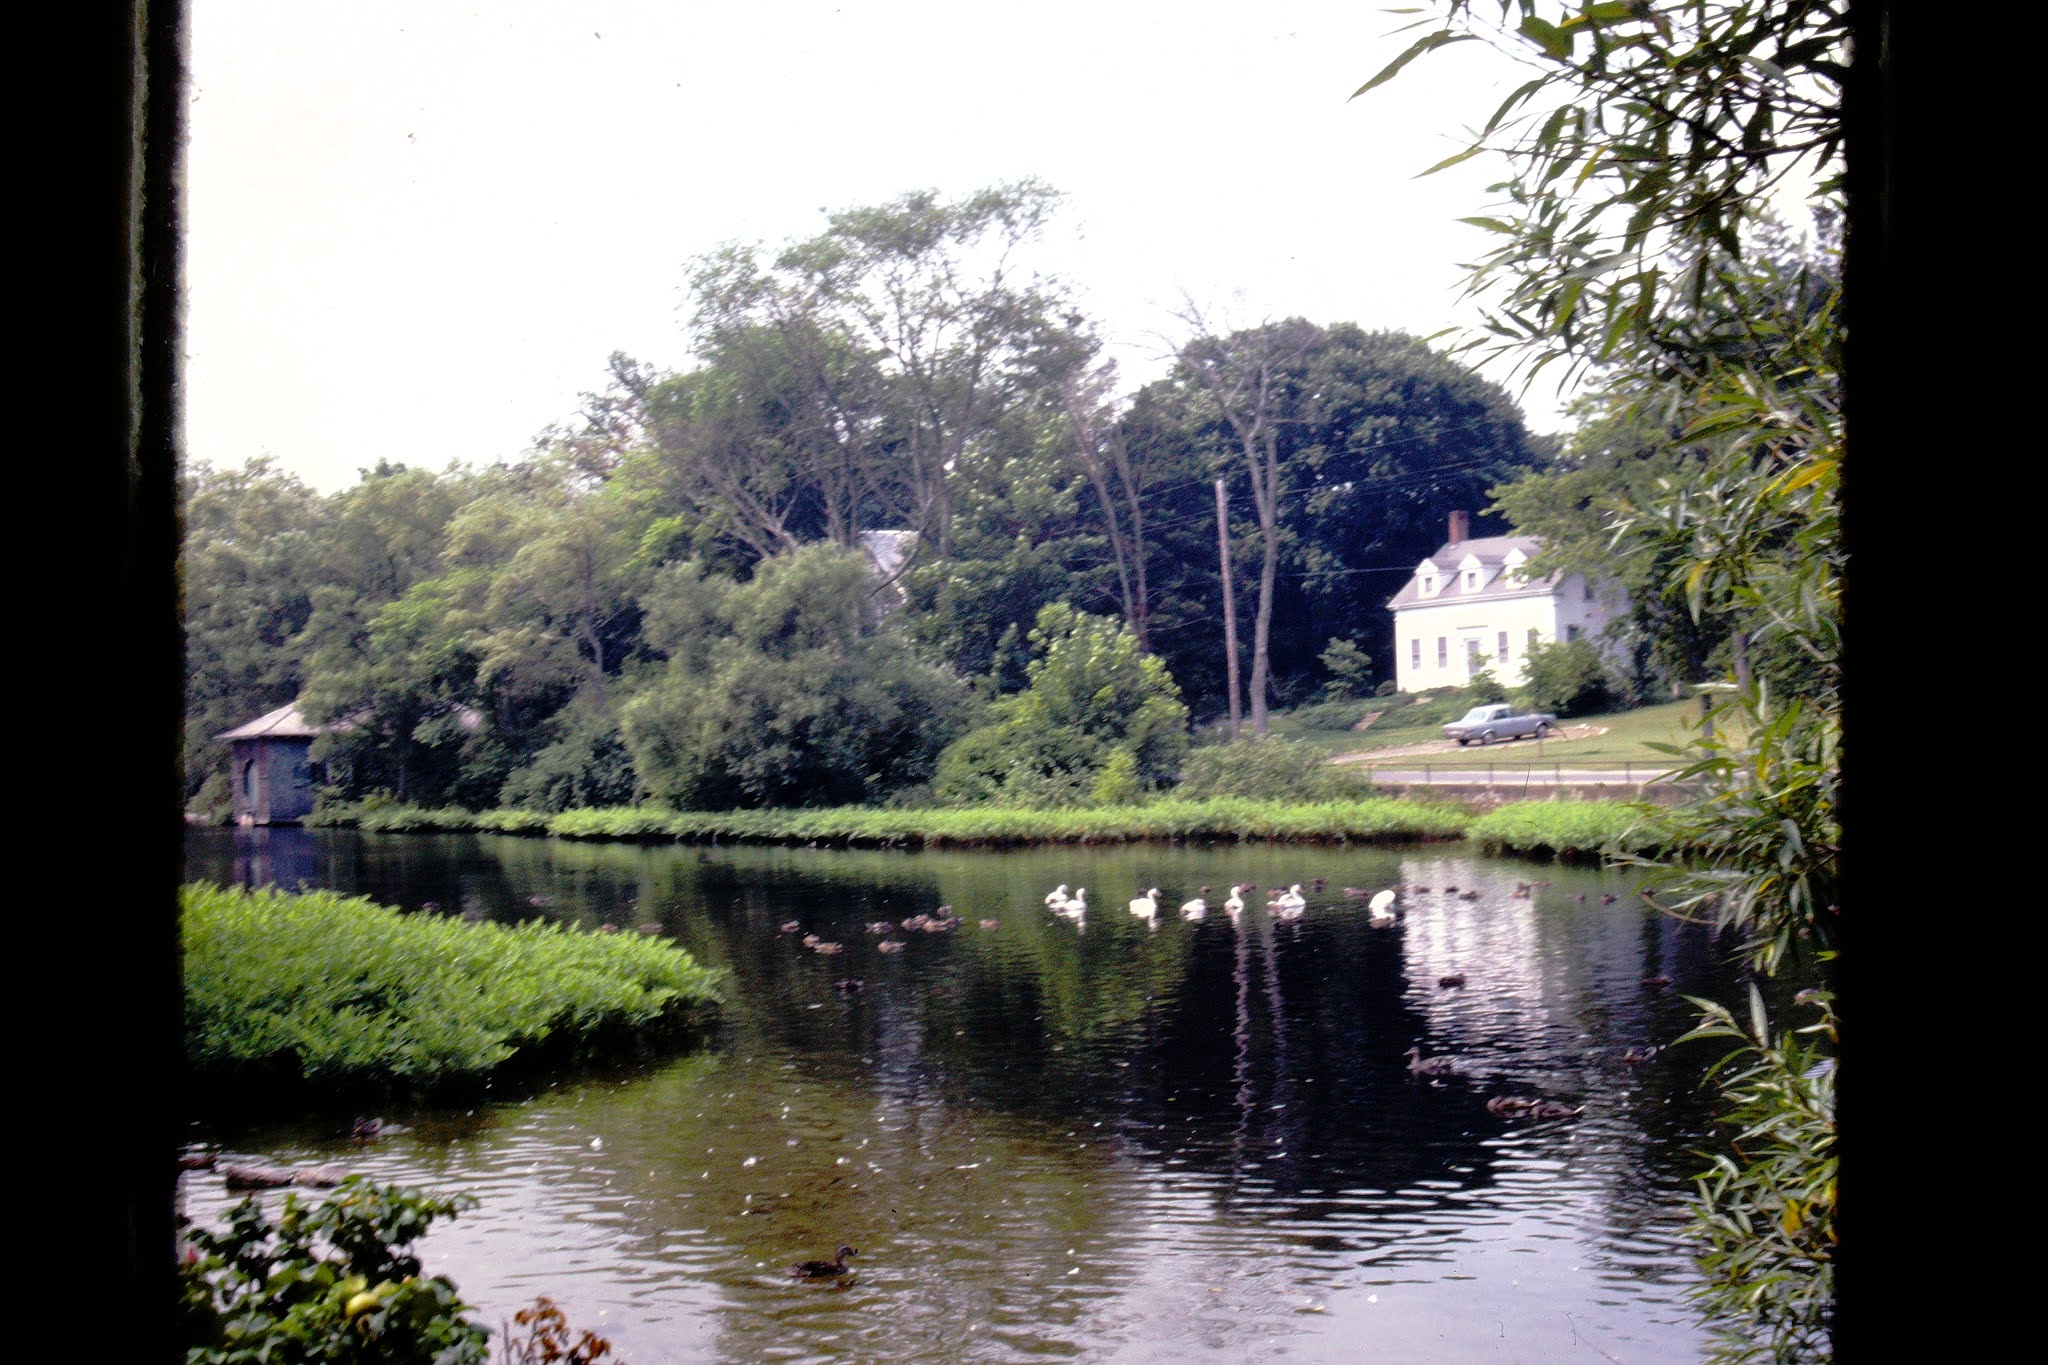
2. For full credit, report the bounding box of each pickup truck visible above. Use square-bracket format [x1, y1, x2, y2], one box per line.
[1442, 704, 1557, 746]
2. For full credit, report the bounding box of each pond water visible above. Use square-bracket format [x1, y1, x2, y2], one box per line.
[183, 826, 1758, 1363]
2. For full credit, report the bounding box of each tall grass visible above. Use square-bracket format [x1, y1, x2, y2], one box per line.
[183, 884, 720, 1104]
[1464, 800, 1680, 860]
[311, 796, 1471, 847]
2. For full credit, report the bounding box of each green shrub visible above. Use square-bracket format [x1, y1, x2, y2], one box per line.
[182, 884, 720, 1100]
[1286, 698, 1375, 732]
[1465, 800, 1678, 860]
[1176, 737, 1357, 802]
[1520, 638, 1618, 717]
[181, 1179, 490, 1364]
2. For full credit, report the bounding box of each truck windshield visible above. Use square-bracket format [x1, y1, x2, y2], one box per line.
[1457, 708, 1499, 724]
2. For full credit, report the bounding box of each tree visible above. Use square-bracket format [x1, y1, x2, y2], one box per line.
[181, 458, 334, 809]
[1358, 5, 1843, 1356]
[685, 181, 1096, 561]
[933, 604, 1189, 807]
[1140, 321, 1546, 719]
[621, 544, 969, 809]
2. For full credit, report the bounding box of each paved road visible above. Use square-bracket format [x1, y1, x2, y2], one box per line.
[1356, 764, 1685, 789]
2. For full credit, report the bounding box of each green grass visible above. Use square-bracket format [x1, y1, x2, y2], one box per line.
[1465, 800, 1682, 860]
[310, 796, 1472, 847]
[182, 883, 721, 1104]
[1322, 698, 1714, 769]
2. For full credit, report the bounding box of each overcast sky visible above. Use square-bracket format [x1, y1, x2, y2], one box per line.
[185, 0, 1574, 494]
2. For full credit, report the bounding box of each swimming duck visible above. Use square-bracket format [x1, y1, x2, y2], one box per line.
[1641, 975, 1673, 989]
[780, 921, 803, 934]
[1486, 1096, 1537, 1116]
[351, 1116, 383, 1142]
[1621, 1046, 1659, 1064]
[867, 921, 894, 935]
[979, 919, 1000, 931]
[637, 923, 662, 935]
[1405, 1047, 1459, 1078]
[791, 1246, 859, 1279]
[803, 934, 821, 947]
[812, 941, 844, 954]
[1529, 1101, 1583, 1120]
[1437, 973, 1465, 988]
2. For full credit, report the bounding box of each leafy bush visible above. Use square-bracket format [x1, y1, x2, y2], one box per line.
[934, 604, 1188, 806]
[1286, 698, 1375, 732]
[1519, 639, 1617, 717]
[180, 1179, 490, 1364]
[182, 884, 720, 1100]
[1465, 799, 1678, 860]
[1317, 638, 1374, 699]
[1176, 737, 1358, 802]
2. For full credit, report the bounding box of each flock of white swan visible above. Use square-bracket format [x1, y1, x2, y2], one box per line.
[1041, 881, 1400, 930]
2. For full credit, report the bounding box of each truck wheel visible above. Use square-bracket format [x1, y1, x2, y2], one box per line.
[1480, 730, 1495, 745]
[1536, 722, 1555, 738]
[1456, 738, 1470, 747]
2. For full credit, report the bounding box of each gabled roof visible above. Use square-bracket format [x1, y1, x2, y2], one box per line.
[215, 702, 324, 741]
[1420, 534, 1542, 568]
[1386, 535, 1563, 611]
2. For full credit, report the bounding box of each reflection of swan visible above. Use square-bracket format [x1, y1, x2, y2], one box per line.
[1406, 1047, 1458, 1078]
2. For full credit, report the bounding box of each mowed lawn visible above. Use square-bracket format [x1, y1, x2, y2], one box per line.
[1265, 699, 1715, 770]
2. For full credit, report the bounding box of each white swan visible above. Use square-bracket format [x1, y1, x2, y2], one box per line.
[1275, 883, 1307, 911]
[1061, 887, 1087, 917]
[1368, 888, 1398, 924]
[1045, 883, 1070, 908]
[1180, 888, 1208, 920]
[1223, 885, 1246, 916]
[1129, 887, 1161, 917]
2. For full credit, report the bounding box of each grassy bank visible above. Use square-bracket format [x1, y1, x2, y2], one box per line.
[1465, 800, 1680, 860]
[307, 795, 1473, 847]
[183, 883, 721, 1105]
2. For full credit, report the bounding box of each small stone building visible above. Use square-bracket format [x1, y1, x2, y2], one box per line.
[216, 702, 326, 826]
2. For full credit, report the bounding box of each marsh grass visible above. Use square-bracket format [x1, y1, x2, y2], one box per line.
[311, 796, 1470, 847]
[182, 884, 721, 1106]
[1464, 799, 1680, 860]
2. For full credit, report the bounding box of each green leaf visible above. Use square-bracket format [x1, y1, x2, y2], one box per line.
[1351, 31, 1478, 99]
[1418, 143, 1487, 177]
[1518, 16, 1574, 61]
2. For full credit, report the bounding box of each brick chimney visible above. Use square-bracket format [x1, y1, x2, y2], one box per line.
[1448, 510, 1470, 545]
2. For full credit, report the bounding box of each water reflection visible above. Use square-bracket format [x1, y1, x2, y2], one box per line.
[182, 827, 1766, 1361]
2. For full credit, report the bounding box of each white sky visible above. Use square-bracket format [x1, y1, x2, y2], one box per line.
[185, 0, 1575, 494]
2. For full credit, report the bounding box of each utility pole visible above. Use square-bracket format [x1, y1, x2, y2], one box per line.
[1216, 478, 1242, 742]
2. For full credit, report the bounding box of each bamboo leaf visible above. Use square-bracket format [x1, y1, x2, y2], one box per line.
[1351, 32, 1478, 99]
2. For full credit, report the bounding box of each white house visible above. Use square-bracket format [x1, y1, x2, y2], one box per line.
[1386, 511, 1627, 693]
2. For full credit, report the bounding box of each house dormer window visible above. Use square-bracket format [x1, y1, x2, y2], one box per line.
[1463, 569, 1478, 592]
[1421, 573, 1437, 596]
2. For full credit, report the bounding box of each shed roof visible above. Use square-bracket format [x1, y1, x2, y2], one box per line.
[215, 702, 325, 741]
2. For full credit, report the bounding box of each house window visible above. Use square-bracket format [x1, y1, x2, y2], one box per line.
[1410, 638, 1421, 670]
[1497, 631, 1509, 663]
[1422, 574, 1436, 596]
[1466, 639, 1482, 673]
[1436, 637, 1447, 668]
[1528, 628, 1539, 653]
[1567, 624, 1582, 642]
[1463, 570, 1478, 591]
